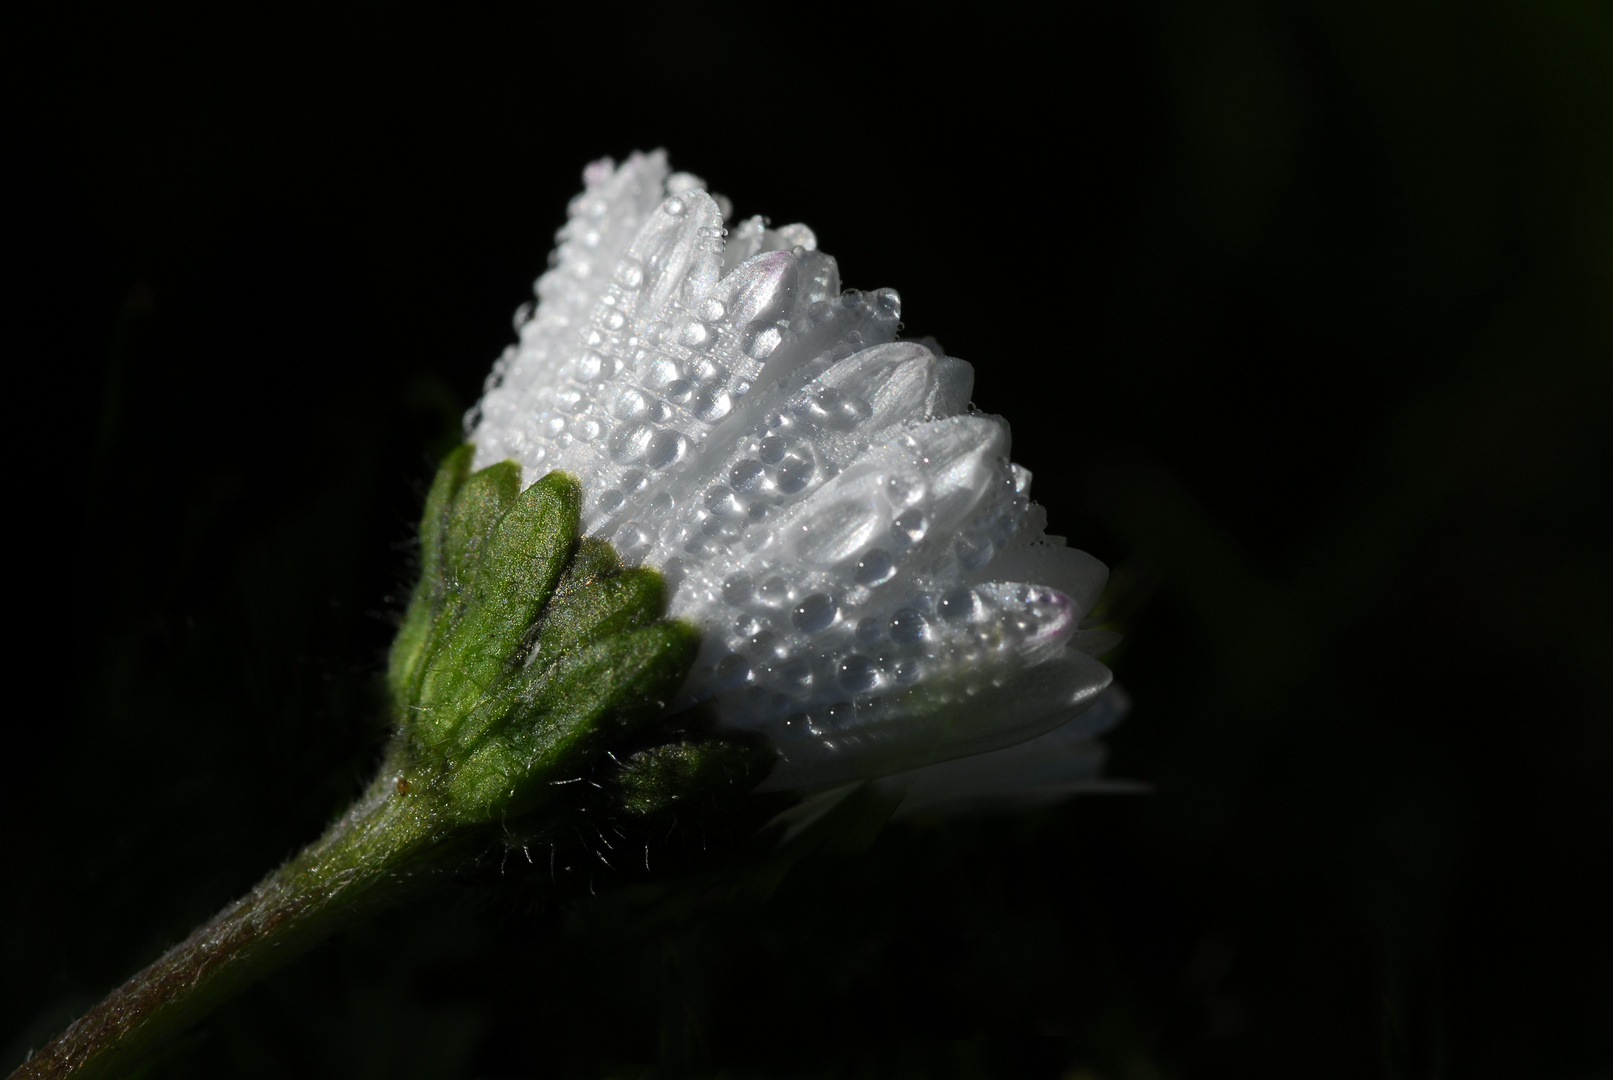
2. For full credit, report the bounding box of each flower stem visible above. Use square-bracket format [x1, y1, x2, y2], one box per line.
[12, 766, 468, 1080]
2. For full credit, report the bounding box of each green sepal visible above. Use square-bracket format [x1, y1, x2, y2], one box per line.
[414, 470, 582, 750]
[447, 620, 701, 822]
[386, 446, 722, 830]
[387, 443, 474, 709]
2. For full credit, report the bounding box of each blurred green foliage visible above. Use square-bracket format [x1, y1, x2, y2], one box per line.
[8, 2, 1611, 1078]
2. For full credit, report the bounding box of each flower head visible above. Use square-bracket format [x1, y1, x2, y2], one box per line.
[469, 151, 1122, 797]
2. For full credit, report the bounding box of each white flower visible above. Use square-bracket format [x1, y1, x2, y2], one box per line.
[469, 150, 1126, 799]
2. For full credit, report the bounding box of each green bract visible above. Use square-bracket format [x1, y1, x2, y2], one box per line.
[387, 444, 702, 825]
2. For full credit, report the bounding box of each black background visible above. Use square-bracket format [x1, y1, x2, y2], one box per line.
[8, 3, 1611, 1078]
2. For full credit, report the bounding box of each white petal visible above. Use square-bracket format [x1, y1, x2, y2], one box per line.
[971, 543, 1110, 616]
[754, 645, 1113, 792]
[885, 685, 1137, 816]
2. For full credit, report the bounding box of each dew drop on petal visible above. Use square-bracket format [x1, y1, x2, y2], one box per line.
[646, 430, 688, 470]
[891, 509, 928, 546]
[854, 548, 896, 586]
[777, 451, 815, 493]
[694, 388, 732, 422]
[758, 435, 787, 464]
[826, 701, 857, 728]
[838, 655, 878, 692]
[722, 574, 753, 605]
[614, 522, 654, 560]
[614, 259, 644, 288]
[574, 350, 605, 381]
[730, 459, 766, 492]
[609, 421, 654, 463]
[793, 593, 838, 633]
[705, 486, 742, 516]
[777, 658, 812, 690]
[715, 653, 750, 688]
[745, 326, 783, 359]
[889, 608, 927, 644]
[939, 586, 978, 622]
[615, 390, 649, 421]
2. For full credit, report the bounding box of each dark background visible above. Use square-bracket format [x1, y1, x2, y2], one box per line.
[8, 3, 1611, 1078]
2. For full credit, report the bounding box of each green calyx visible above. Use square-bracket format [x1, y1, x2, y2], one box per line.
[386, 445, 704, 826]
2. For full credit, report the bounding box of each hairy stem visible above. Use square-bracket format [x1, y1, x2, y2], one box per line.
[12, 767, 467, 1080]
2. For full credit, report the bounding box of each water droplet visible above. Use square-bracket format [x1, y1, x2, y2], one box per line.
[574, 350, 605, 382]
[648, 359, 680, 387]
[856, 616, 883, 642]
[615, 389, 649, 421]
[730, 459, 766, 492]
[758, 435, 787, 464]
[939, 587, 978, 622]
[889, 608, 927, 644]
[891, 509, 928, 546]
[609, 421, 654, 463]
[603, 309, 626, 331]
[760, 576, 790, 605]
[745, 325, 782, 359]
[956, 532, 994, 570]
[885, 474, 924, 506]
[576, 418, 602, 441]
[705, 486, 742, 516]
[512, 300, 535, 332]
[777, 658, 812, 690]
[544, 416, 567, 437]
[874, 288, 901, 315]
[793, 593, 838, 633]
[679, 321, 711, 349]
[666, 379, 693, 403]
[826, 701, 858, 727]
[598, 489, 625, 513]
[838, 655, 878, 692]
[614, 522, 654, 558]
[646, 430, 688, 470]
[694, 388, 732, 422]
[722, 574, 754, 606]
[620, 469, 647, 494]
[613, 259, 644, 288]
[854, 549, 896, 586]
[715, 653, 750, 688]
[701, 298, 726, 322]
[663, 196, 686, 216]
[777, 451, 815, 493]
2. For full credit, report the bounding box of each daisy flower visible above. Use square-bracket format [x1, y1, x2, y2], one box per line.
[469, 149, 1124, 800]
